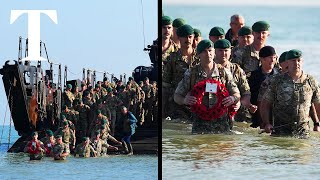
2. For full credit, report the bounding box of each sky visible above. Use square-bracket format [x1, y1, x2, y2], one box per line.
[0, 0, 158, 125]
[163, 0, 320, 6]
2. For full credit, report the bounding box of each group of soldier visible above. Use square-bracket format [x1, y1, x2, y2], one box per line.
[162, 13, 320, 138]
[24, 76, 158, 160]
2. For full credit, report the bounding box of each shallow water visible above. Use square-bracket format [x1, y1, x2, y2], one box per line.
[0, 126, 158, 179]
[162, 121, 320, 179]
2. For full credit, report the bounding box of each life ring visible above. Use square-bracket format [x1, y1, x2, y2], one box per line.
[190, 79, 236, 120]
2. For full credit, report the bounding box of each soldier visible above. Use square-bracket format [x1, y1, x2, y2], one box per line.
[52, 135, 70, 160]
[99, 125, 122, 150]
[60, 105, 77, 129]
[62, 84, 75, 108]
[89, 110, 109, 137]
[142, 77, 154, 126]
[90, 130, 110, 157]
[24, 132, 44, 160]
[82, 90, 94, 107]
[74, 137, 96, 157]
[74, 100, 91, 139]
[261, 49, 320, 138]
[43, 131, 55, 157]
[137, 81, 145, 125]
[248, 46, 279, 127]
[192, 28, 202, 49]
[232, 21, 270, 74]
[225, 14, 245, 47]
[163, 24, 200, 119]
[209, 26, 225, 43]
[162, 16, 179, 64]
[151, 81, 158, 126]
[174, 39, 240, 134]
[96, 99, 111, 121]
[127, 77, 140, 116]
[118, 106, 138, 155]
[213, 39, 257, 123]
[171, 18, 186, 48]
[231, 26, 253, 60]
[54, 120, 76, 151]
[105, 87, 123, 136]
[72, 86, 82, 106]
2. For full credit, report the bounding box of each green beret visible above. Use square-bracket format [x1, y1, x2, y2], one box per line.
[252, 21, 270, 32]
[103, 77, 108, 82]
[259, 46, 276, 58]
[139, 81, 143, 84]
[97, 99, 103, 104]
[97, 109, 101, 114]
[100, 125, 106, 129]
[128, 77, 134, 81]
[83, 90, 90, 96]
[95, 83, 100, 88]
[82, 137, 88, 142]
[214, 39, 231, 49]
[62, 105, 67, 110]
[194, 28, 201, 38]
[238, 26, 252, 36]
[55, 135, 62, 139]
[162, 16, 172, 26]
[46, 130, 53, 136]
[101, 119, 107, 125]
[95, 130, 101, 135]
[209, 27, 225, 36]
[107, 87, 113, 93]
[67, 84, 72, 89]
[32, 132, 38, 136]
[286, 49, 302, 60]
[81, 83, 86, 87]
[63, 121, 68, 125]
[172, 18, 185, 28]
[176, 24, 194, 38]
[196, 39, 213, 55]
[144, 77, 149, 81]
[279, 51, 288, 63]
[60, 114, 66, 120]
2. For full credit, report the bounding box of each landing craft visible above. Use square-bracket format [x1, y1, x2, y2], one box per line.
[0, 37, 158, 154]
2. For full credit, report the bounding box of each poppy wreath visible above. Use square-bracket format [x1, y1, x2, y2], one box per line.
[190, 79, 237, 120]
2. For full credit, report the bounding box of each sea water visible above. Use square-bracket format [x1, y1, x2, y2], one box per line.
[0, 126, 158, 179]
[162, 4, 320, 179]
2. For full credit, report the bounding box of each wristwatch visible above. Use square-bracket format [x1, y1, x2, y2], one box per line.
[314, 122, 320, 126]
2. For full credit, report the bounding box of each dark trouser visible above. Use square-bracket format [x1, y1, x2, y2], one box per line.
[271, 121, 310, 138]
[122, 135, 133, 154]
[191, 114, 232, 134]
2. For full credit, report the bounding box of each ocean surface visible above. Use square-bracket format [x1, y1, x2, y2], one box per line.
[0, 126, 158, 179]
[162, 4, 320, 179]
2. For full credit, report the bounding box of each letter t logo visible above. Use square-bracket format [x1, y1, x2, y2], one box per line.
[10, 10, 58, 61]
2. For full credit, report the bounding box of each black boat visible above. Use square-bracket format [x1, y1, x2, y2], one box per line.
[0, 37, 158, 154]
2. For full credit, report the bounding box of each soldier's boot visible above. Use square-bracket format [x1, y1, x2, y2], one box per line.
[121, 140, 129, 154]
[127, 143, 133, 155]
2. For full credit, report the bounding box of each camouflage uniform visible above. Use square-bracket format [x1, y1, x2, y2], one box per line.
[223, 62, 251, 122]
[52, 142, 70, 160]
[74, 104, 91, 137]
[152, 85, 158, 125]
[73, 91, 82, 106]
[63, 90, 75, 108]
[142, 84, 154, 125]
[54, 127, 75, 147]
[74, 143, 96, 157]
[104, 95, 122, 135]
[231, 44, 260, 74]
[90, 138, 109, 156]
[175, 63, 240, 134]
[162, 49, 200, 118]
[162, 39, 179, 66]
[137, 87, 145, 125]
[263, 72, 320, 137]
[60, 110, 78, 129]
[231, 45, 245, 62]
